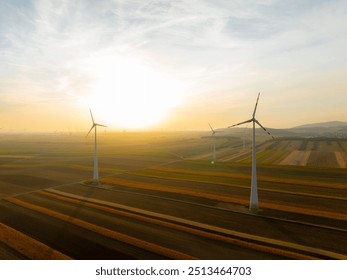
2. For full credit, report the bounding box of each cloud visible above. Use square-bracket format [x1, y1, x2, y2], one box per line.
[0, 0, 346, 129]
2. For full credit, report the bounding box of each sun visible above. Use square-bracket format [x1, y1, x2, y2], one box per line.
[84, 56, 185, 129]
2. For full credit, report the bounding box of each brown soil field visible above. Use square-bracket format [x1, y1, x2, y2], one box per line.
[226, 139, 347, 168]
[0, 133, 346, 259]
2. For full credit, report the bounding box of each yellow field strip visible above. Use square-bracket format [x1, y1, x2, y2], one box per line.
[44, 189, 347, 259]
[149, 166, 347, 189]
[101, 176, 249, 204]
[219, 150, 251, 162]
[261, 201, 347, 221]
[0, 155, 34, 159]
[0, 223, 71, 260]
[38, 190, 307, 259]
[4, 197, 195, 260]
[126, 172, 347, 202]
[101, 177, 347, 220]
[335, 152, 347, 168]
[301, 151, 311, 166]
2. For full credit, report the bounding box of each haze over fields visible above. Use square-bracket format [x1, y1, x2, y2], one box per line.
[0, 132, 346, 260]
[1, 0, 347, 132]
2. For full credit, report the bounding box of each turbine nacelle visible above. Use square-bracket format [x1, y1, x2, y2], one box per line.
[208, 123, 223, 137]
[208, 123, 216, 136]
[228, 93, 274, 139]
[86, 109, 107, 137]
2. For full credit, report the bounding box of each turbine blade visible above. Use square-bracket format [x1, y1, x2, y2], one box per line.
[208, 123, 213, 132]
[255, 119, 274, 139]
[252, 92, 261, 118]
[208, 123, 215, 135]
[89, 108, 95, 124]
[86, 125, 94, 137]
[228, 119, 252, 128]
[95, 123, 107, 128]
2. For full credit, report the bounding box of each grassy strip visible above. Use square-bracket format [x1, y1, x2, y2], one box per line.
[1, 161, 126, 173]
[266, 140, 282, 150]
[299, 140, 309, 151]
[261, 201, 347, 221]
[240, 156, 252, 164]
[0, 223, 71, 260]
[117, 172, 347, 202]
[5, 197, 195, 260]
[38, 190, 318, 260]
[135, 169, 346, 191]
[69, 164, 126, 173]
[307, 152, 339, 168]
[143, 164, 347, 189]
[101, 177, 347, 221]
[256, 150, 283, 164]
[102, 177, 249, 205]
[1, 163, 47, 168]
[220, 151, 251, 163]
[266, 150, 288, 164]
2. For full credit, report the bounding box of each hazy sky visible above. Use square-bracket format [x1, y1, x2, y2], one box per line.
[1, 0, 346, 131]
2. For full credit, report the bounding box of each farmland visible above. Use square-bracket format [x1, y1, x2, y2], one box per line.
[0, 132, 346, 259]
[217, 137, 347, 168]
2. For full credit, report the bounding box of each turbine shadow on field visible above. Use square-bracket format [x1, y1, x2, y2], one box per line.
[49, 183, 97, 256]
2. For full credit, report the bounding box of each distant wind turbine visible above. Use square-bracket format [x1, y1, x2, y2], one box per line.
[228, 93, 274, 213]
[208, 123, 222, 164]
[209, 123, 217, 163]
[87, 109, 106, 185]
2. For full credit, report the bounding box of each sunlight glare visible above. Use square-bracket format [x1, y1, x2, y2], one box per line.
[84, 57, 185, 129]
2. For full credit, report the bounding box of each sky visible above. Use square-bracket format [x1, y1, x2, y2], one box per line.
[1, 0, 347, 132]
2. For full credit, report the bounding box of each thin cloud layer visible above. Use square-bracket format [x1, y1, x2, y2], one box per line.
[0, 0, 346, 130]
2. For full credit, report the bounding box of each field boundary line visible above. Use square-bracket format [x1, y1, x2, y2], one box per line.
[145, 165, 347, 189]
[0, 222, 71, 260]
[4, 197, 196, 260]
[38, 190, 310, 260]
[125, 172, 347, 202]
[44, 189, 347, 260]
[101, 176, 250, 205]
[100, 177, 347, 220]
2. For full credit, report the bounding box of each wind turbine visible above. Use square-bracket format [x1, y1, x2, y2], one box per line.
[228, 93, 274, 213]
[208, 123, 217, 163]
[87, 109, 106, 185]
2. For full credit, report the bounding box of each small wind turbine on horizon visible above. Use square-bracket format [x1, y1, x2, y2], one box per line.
[209, 123, 217, 163]
[208, 123, 222, 164]
[228, 93, 274, 213]
[87, 109, 106, 185]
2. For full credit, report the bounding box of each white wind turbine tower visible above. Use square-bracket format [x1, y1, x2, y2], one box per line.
[87, 109, 106, 185]
[229, 93, 274, 213]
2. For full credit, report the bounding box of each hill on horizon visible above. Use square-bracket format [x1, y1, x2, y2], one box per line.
[293, 121, 347, 129]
